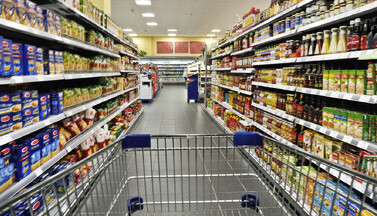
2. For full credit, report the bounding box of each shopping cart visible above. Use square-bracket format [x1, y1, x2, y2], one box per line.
[0, 133, 289, 216]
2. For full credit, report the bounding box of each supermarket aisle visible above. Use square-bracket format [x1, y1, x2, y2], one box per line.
[132, 85, 223, 134]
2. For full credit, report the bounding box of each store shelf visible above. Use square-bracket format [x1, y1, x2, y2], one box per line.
[119, 50, 139, 60]
[160, 73, 183, 75]
[0, 97, 140, 203]
[200, 76, 212, 78]
[253, 29, 299, 47]
[210, 51, 232, 59]
[252, 121, 297, 148]
[212, 68, 231, 71]
[253, 58, 296, 66]
[63, 72, 121, 80]
[252, 102, 295, 122]
[210, 97, 251, 122]
[161, 81, 186, 84]
[252, 81, 296, 91]
[230, 68, 255, 74]
[121, 70, 139, 74]
[294, 118, 377, 152]
[211, 82, 252, 96]
[38, 0, 138, 52]
[295, 87, 377, 104]
[204, 107, 233, 134]
[231, 47, 253, 56]
[210, 40, 234, 52]
[0, 86, 139, 146]
[61, 37, 120, 57]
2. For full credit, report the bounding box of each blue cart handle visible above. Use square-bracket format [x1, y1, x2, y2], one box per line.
[127, 196, 144, 215]
[234, 132, 263, 147]
[241, 193, 260, 212]
[122, 134, 151, 149]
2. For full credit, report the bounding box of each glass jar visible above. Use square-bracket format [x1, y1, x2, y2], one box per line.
[291, 15, 296, 30]
[324, 10, 330, 19]
[354, 0, 360, 8]
[340, 3, 346, 13]
[334, 0, 340, 6]
[315, 32, 323, 55]
[329, 8, 335, 17]
[308, 33, 317, 56]
[320, 3, 327, 12]
[329, 28, 339, 54]
[334, 6, 340, 15]
[285, 17, 291, 30]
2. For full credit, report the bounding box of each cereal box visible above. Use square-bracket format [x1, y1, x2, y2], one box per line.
[348, 70, 357, 94]
[36, 47, 43, 75]
[356, 70, 366, 95]
[2, 39, 13, 77]
[43, 49, 55, 74]
[3, 0, 16, 21]
[12, 43, 23, 76]
[333, 108, 341, 132]
[23, 44, 36, 75]
[26, 1, 37, 29]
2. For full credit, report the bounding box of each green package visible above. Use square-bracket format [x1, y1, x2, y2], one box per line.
[323, 70, 329, 91]
[356, 70, 366, 95]
[369, 115, 376, 142]
[333, 108, 341, 132]
[327, 107, 335, 130]
[348, 70, 356, 94]
[340, 70, 349, 93]
[339, 110, 348, 134]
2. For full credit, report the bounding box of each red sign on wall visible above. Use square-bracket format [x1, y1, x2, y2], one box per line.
[174, 41, 189, 54]
[157, 42, 174, 54]
[190, 41, 206, 54]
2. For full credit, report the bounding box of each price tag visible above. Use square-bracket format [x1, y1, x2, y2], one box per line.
[330, 131, 338, 138]
[310, 124, 317, 130]
[319, 90, 327, 96]
[44, 119, 51, 125]
[319, 127, 327, 134]
[360, 95, 370, 103]
[35, 168, 43, 176]
[358, 141, 369, 150]
[0, 134, 12, 144]
[344, 94, 353, 100]
[331, 92, 340, 98]
[343, 136, 353, 143]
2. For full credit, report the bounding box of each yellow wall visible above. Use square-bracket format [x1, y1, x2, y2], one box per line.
[132, 36, 214, 57]
[91, 0, 112, 16]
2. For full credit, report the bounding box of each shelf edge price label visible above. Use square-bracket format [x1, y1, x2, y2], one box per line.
[319, 127, 327, 134]
[343, 136, 353, 143]
[358, 141, 369, 150]
[330, 131, 338, 138]
[331, 92, 340, 98]
[360, 95, 370, 103]
[344, 94, 353, 100]
[35, 168, 43, 177]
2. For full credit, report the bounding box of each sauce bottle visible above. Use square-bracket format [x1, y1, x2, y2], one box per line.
[305, 34, 311, 56]
[315, 64, 323, 89]
[308, 95, 315, 123]
[297, 94, 304, 118]
[309, 65, 317, 88]
[361, 19, 370, 50]
[337, 26, 348, 53]
[301, 35, 306, 57]
[308, 33, 317, 56]
[314, 32, 323, 55]
[329, 28, 339, 54]
[304, 65, 311, 87]
[303, 95, 310, 121]
[367, 18, 377, 49]
[322, 30, 331, 54]
[297, 125, 304, 147]
[347, 20, 355, 51]
[352, 18, 361, 50]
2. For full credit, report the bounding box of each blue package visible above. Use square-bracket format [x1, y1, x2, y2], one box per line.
[0, 36, 3, 77]
[0, 162, 14, 194]
[0, 112, 13, 136]
[14, 154, 30, 181]
[22, 107, 34, 127]
[38, 131, 50, 165]
[21, 90, 38, 110]
[13, 142, 29, 160]
[51, 92, 63, 114]
[0, 143, 13, 166]
[43, 49, 54, 75]
[1, 39, 13, 77]
[35, 47, 43, 75]
[47, 93, 51, 116]
[27, 137, 41, 171]
[12, 43, 23, 76]
[47, 128, 59, 158]
[38, 93, 49, 121]
[54, 163, 74, 197]
[23, 44, 36, 76]
[0, 92, 21, 114]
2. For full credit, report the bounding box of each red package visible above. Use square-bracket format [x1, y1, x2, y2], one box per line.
[95, 129, 106, 149]
[63, 118, 81, 136]
[80, 138, 93, 158]
[75, 147, 83, 161]
[73, 114, 88, 131]
[84, 108, 96, 126]
[104, 130, 110, 147]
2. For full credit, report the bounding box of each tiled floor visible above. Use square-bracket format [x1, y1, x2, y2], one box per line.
[131, 85, 223, 135]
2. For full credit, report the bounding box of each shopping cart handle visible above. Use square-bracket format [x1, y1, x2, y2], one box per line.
[122, 134, 151, 149]
[234, 132, 263, 147]
[127, 196, 144, 215]
[241, 193, 260, 212]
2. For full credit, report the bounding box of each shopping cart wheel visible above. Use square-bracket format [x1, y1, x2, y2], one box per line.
[241, 193, 260, 213]
[127, 196, 144, 215]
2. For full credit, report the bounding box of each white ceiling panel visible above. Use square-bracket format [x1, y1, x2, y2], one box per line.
[111, 0, 270, 36]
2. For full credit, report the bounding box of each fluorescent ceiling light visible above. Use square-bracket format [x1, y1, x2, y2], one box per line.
[142, 13, 155, 17]
[212, 29, 221, 33]
[168, 33, 176, 36]
[168, 29, 177, 32]
[135, 0, 151, 5]
[147, 22, 158, 26]
[207, 34, 216, 37]
[123, 28, 133, 32]
[129, 33, 138, 36]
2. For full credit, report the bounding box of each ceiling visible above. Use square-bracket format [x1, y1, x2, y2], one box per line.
[111, 0, 271, 37]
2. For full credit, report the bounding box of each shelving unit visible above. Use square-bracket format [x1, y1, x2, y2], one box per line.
[157, 63, 186, 84]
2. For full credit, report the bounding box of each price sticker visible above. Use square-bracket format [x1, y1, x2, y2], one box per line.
[343, 136, 353, 143]
[319, 127, 327, 134]
[35, 168, 43, 176]
[331, 92, 340, 98]
[358, 141, 369, 150]
[360, 95, 370, 103]
[0, 134, 12, 144]
[344, 94, 353, 100]
[330, 131, 338, 138]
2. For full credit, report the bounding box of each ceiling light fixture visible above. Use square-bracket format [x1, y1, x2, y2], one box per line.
[135, 0, 151, 5]
[147, 22, 158, 26]
[168, 29, 177, 32]
[212, 29, 221, 33]
[142, 13, 155, 17]
[123, 28, 133, 32]
[207, 34, 216, 37]
[129, 33, 138, 36]
[168, 33, 176, 36]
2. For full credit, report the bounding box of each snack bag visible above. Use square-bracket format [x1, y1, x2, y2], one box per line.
[63, 118, 81, 136]
[73, 114, 88, 131]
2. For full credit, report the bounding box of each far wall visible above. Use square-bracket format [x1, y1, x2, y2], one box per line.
[131, 36, 214, 57]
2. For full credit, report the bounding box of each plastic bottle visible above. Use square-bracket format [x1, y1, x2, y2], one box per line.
[337, 26, 347, 53]
[329, 28, 339, 54]
[361, 19, 370, 50]
[322, 30, 331, 54]
[347, 20, 355, 51]
[315, 32, 323, 55]
[352, 18, 361, 50]
[367, 18, 377, 49]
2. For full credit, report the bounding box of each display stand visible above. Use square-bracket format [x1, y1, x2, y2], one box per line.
[187, 74, 199, 102]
